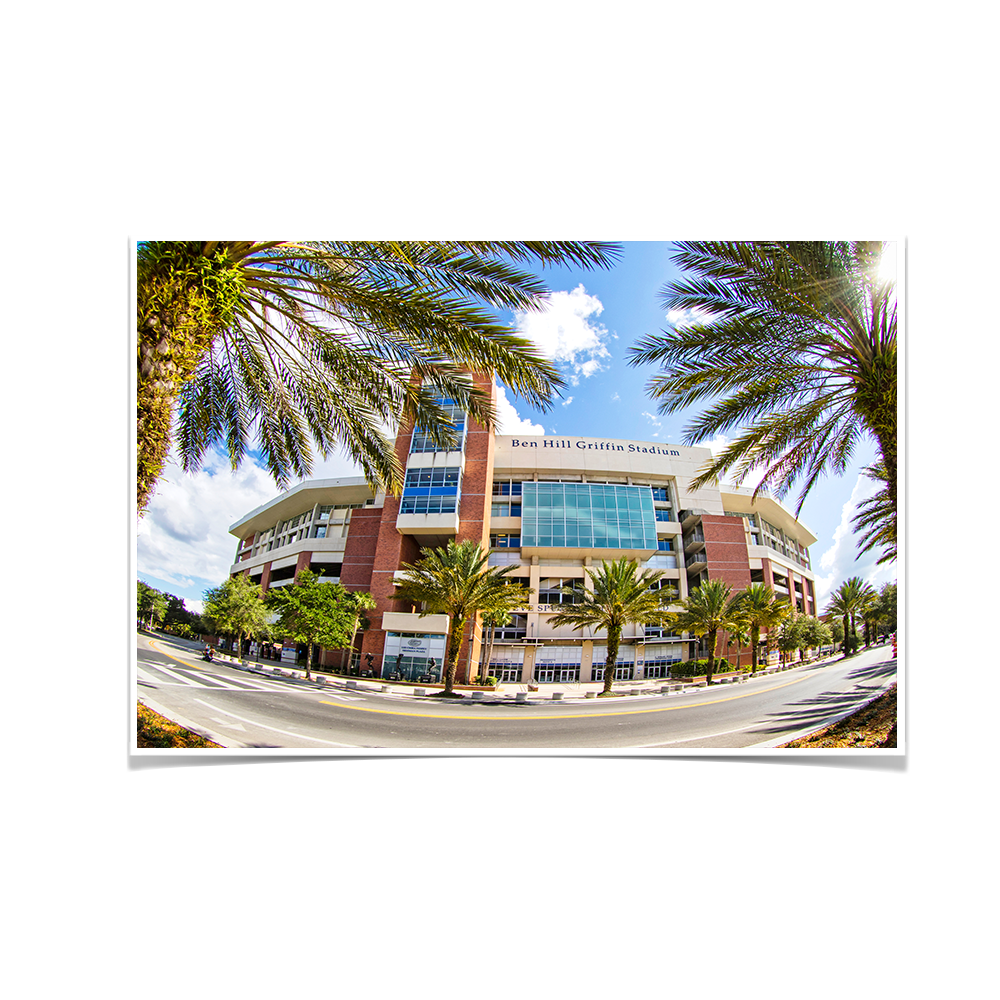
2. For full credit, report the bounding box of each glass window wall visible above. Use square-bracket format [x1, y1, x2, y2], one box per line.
[520, 482, 658, 550]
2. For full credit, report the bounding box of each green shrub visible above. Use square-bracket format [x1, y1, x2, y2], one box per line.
[667, 657, 747, 678]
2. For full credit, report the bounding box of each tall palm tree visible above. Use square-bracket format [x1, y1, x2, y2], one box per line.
[391, 540, 531, 696]
[826, 576, 877, 656]
[479, 609, 511, 683]
[137, 240, 621, 513]
[668, 579, 743, 685]
[731, 583, 791, 673]
[628, 241, 897, 549]
[546, 559, 675, 696]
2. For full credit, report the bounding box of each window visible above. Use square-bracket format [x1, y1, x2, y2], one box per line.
[410, 401, 466, 453]
[655, 508, 673, 522]
[538, 578, 583, 605]
[657, 538, 673, 551]
[404, 466, 461, 491]
[399, 496, 458, 515]
[492, 480, 523, 497]
[651, 487, 670, 502]
[520, 482, 658, 550]
[490, 533, 521, 548]
[313, 525, 327, 539]
[491, 501, 522, 518]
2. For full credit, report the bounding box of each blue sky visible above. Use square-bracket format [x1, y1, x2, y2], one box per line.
[136, 242, 896, 614]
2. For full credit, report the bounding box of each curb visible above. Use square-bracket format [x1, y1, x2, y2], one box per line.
[137, 694, 249, 749]
[746, 678, 898, 748]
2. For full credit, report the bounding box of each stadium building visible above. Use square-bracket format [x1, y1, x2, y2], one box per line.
[228, 378, 818, 683]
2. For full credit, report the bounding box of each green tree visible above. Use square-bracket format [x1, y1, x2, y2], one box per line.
[776, 616, 805, 666]
[877, 582, 897, 639]
[392, 540, 531, 696]
[629, 241, 896, 556]
[668, 579, 743, 685]
[545, 559, 675, 696]
[203, 574, 272, 662]
[267, 571, 376, 681]
[137, 241, 621, 513]
[829, 618, 845, 650]
[798, 616, 832, 659]
[137, 580, 168, 630]
[731, 583, 791, 673]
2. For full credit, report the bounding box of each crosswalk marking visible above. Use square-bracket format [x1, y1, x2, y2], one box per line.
[138, 660, 275, 692]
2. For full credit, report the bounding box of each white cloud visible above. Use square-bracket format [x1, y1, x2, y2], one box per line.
[814, 472, 893, 608]
[137, 449, 280, 593]
[514, 284, 612, 385]
[666, 306, 718, 329]
[561, 396, 574, 407]
[495, 384, 544, 435]
[611, 392, 620, 402]
[137, 444, 364, 597]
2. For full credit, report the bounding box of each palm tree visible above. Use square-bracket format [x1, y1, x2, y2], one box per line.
[725, 620, 751, 673]
[391, 540, 531, 696]
[546, 559, 675, 696]
[668, 579, 743, 685]
[479, 609, 511, 684]
[731, 583, 791, 673]
[628, 242, 897, 549]
[853, 461, 897, 566]
[137, 241, 621, 513]
[826, 576, 877, 656]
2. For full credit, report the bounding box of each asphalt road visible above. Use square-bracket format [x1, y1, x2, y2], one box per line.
[136, 634, 897, 750]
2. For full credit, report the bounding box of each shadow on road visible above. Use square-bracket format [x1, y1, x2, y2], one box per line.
[747, 664, 896, 738]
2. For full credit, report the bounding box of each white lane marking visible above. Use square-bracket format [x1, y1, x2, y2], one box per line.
[630, 724, 760, 747]
[210, 718, 248, 731]
[192, 699, 358, 747]
[140, 660, 215, 688]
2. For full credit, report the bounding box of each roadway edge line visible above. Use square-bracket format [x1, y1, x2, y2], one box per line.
[136, 694, 249, 750]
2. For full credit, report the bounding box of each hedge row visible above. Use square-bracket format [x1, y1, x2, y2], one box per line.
[667, 658, 752, 678]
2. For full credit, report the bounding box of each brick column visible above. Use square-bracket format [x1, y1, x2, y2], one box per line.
[453, 373, 495, 683]
[360, 415, 420, 676]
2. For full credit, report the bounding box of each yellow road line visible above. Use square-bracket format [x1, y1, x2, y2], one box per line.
[318, 675, 814, 721]
[143, 634, 826, 724]
[146, 638, 208, 670]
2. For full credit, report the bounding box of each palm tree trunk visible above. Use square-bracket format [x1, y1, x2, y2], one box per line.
[443, 618, 465, 695]
[600, 627, 621, 696]
[305, 641, 313, 681]
[483, 620, 497, 684]
[706, 628, 717, 685]
[751, 627, 760, 673]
